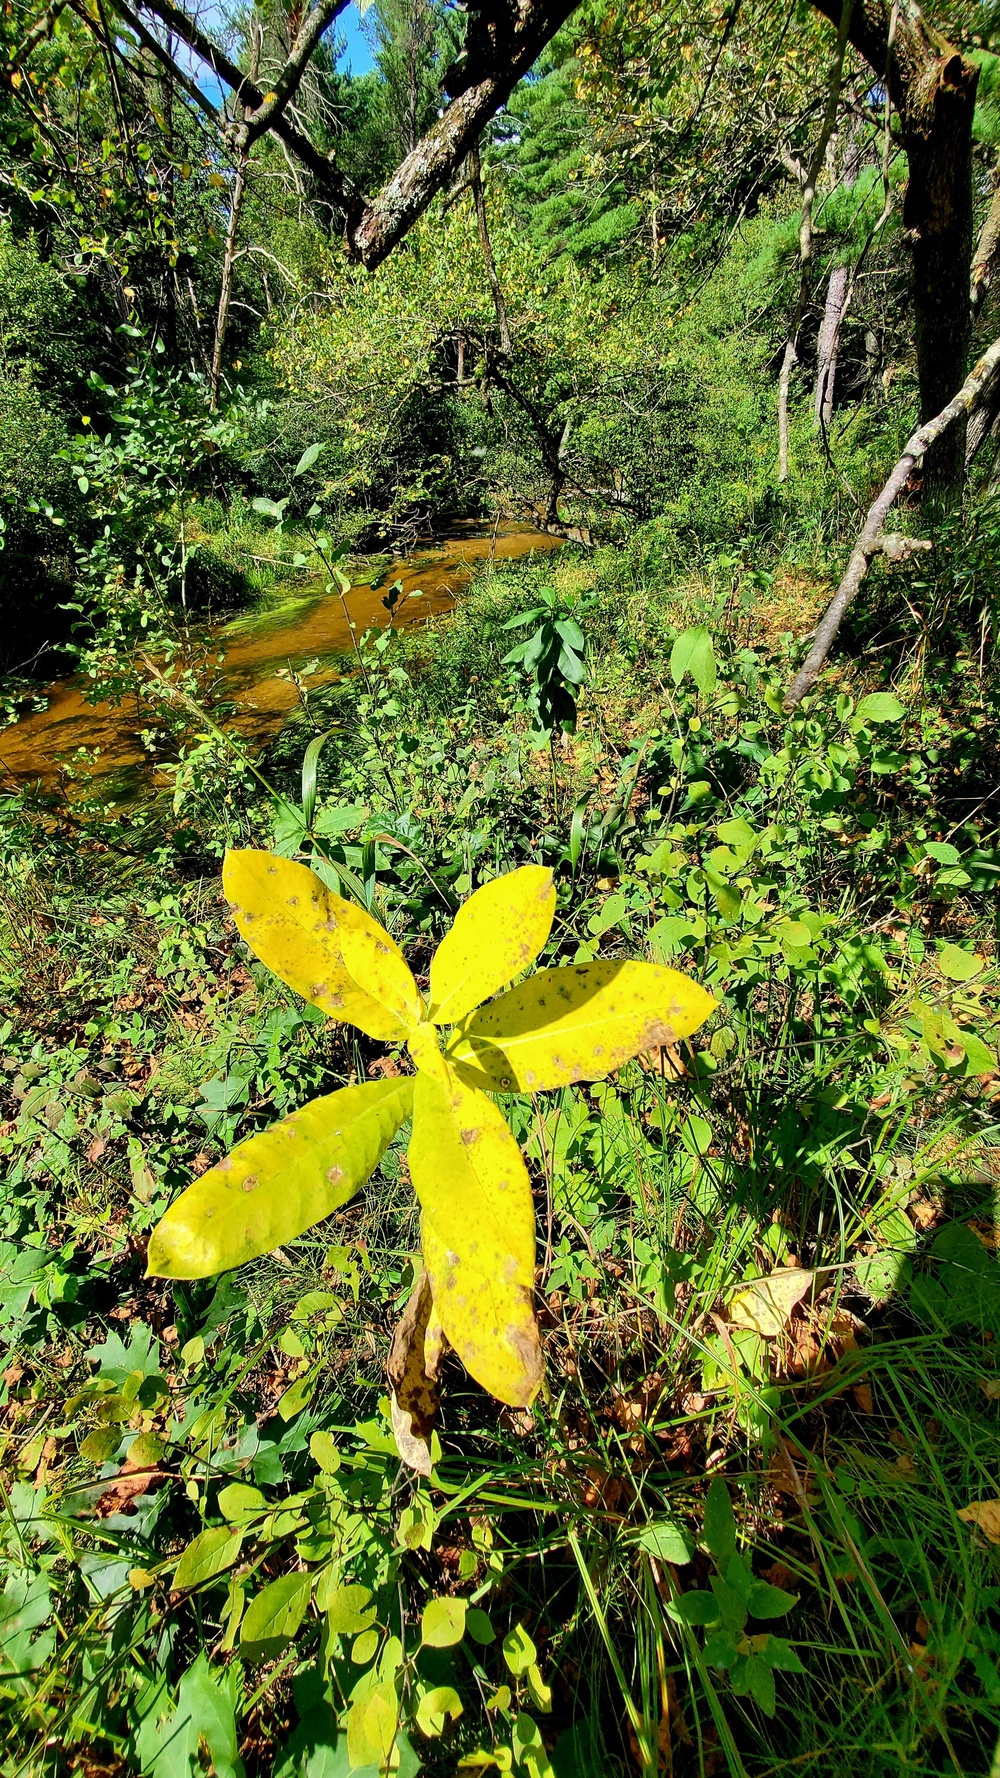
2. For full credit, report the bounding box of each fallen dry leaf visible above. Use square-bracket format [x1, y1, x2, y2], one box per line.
[978, 1378, 1000, 1400]
[958, 1500, 1000, 1543]
[727, 1267, 827, 1338]
[93, 1455, 168, 1518]
[387, 1267, 442, 1478]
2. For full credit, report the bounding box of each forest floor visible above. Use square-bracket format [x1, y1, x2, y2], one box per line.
[2, 535, 1000, 1778]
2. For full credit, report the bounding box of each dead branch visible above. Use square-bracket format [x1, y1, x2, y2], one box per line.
[783, 330, 1000, 709]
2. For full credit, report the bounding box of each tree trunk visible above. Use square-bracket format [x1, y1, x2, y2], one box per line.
[815, 262, 849, 429]
[810, 0, 979, 502]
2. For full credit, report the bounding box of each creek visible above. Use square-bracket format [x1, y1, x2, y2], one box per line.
[0, 521, 559, 795]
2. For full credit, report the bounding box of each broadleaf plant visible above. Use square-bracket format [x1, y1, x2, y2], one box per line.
[148, 851, 715, 1407]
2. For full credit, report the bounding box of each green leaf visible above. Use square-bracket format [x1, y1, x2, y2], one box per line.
[421, 1596, 466, 1647]
[670, 626, 717, 697]
[747, 1580, 799, 1619]
[503, 1622, 538, 1675]
[702, 1629, 740, 1669]
[428, 866, 555, 1025]
[277, 1368, 319, 1420]
[310, 1430, 341, 1474]
[633, 1520, 694, 1564]
[240, 1571, 313, 1661]
[409, 1070, 541, 1408]
[173, 1526, 243, 1592]
[937, 943, 983, 982]
[710, 1575, 748, 1634]
[956, 1031, 997, 1075]
[449, 960, 715, 1094]
[217, 1484, 265, 1525]
[855, 692, 905, 724]
[466, 1607, 496, 1645]
[80, 1428, 120, 1463]
[669, 1590, 719, 1626]
[702, 1477, 736, 1564]
[742, 1654, 776, 1715]
[346, 1679, 398, 1771]
[704, 867, 742, 923]
[352, 1629, 379, 1665]
[322, 1581, 377, 1634]
[758, 1634, 806, 1672]
[177, 1656, 245, 1778]
[416, 1684, 463, 1737]
[294, 442, 323, 476]
[147, 1077, 412, 1280]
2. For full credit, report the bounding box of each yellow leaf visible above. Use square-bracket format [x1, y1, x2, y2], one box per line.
[223, 850, 409, 1040]
[958, 1500, 1000, 1543]
[448, 960, 715, 1092]
[409, 1071, 542, 1407]
[339, 903, 422, 1030]
[727, 1268, 826, 1338]
[347, 1679, 398, 1770]
[407, 1021, 452, 1087]
[428, 865, 555, 1025]
[147, 1078, 413, 1279]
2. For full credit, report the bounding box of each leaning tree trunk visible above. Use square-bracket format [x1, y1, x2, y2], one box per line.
[810, 0, 979, 504]
[815, 261, 849, 431]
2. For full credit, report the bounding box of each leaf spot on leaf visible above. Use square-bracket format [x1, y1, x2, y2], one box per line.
[241, 1174, 258, 1193]
[460, 1127, 480, 1146]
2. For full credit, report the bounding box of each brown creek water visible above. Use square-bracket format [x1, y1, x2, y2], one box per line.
[0, 522, 560, 795]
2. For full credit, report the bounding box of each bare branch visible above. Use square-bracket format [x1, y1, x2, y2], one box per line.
[238, 0, 349, 149]
[784, 330, 1000, 709]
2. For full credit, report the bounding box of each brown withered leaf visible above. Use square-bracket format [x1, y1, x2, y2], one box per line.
[93, 1454, 168, 1518]
[958, 1499, 1000, 1544]
[387, 1268, 443, 1478]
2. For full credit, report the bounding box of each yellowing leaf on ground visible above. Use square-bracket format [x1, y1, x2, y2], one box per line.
[727, 1268, 826, 1337]
[222, 849, 410, 1040]
[958, 1500, 1000, 1543]
[147, 1078, 413, 1279]
[428, 865, 555, 1025]
[447, 960, 715, 1092]
[409, 1070, 542, 1407]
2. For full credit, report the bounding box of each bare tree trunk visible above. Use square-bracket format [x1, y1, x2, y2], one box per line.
[972, 178, 1000, 313]
[815, 261, 849, 429]
[811, 0, 979, 503]
[469, 142, 512, 356]
[777, 0, 854, 480]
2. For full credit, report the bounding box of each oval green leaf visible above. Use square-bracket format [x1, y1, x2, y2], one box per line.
[146, 1077, 413, 1280]
[421, 1596, 466, 1647]
[240, 1570, 313, 1660]
[173, 1525, 243, 1592]
[448, 960, 715, 1092]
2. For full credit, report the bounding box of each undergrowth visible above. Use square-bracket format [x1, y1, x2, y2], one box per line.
[2, 531, 1000, 1778]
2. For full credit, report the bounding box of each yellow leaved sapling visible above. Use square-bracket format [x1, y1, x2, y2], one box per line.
[147, 852, 714, 1436]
